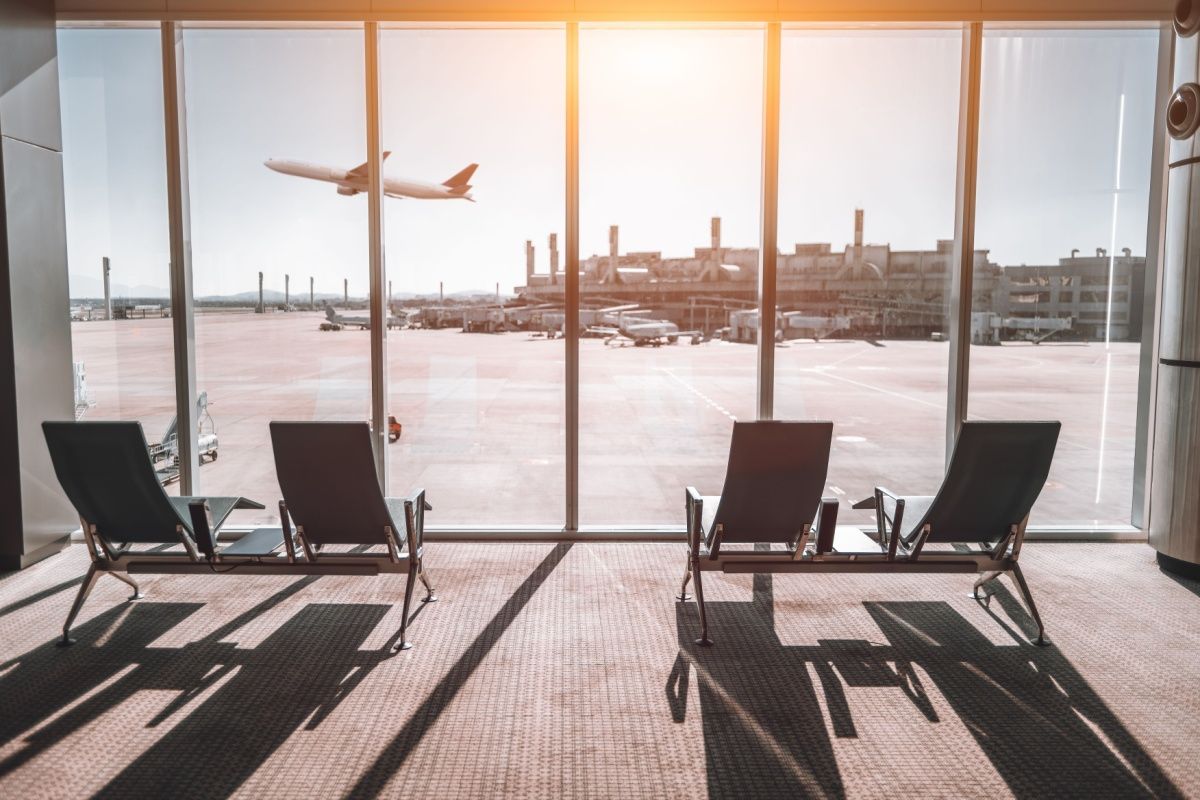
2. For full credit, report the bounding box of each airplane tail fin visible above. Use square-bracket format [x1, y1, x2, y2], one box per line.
[325, 304, 336, 320]
[442, 163, 478, 188]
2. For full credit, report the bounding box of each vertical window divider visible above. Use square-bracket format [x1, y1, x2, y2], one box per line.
[365, 21, 388, 490]
[946, 21, 983, 464]
[1132, 22, 1174, 529]
[565, 21, 580, 532]
[161, 20, 199, 495]
[757, 22, 782, 421]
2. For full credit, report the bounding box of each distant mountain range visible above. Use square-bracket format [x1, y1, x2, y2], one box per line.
[69, 274, 512, 304]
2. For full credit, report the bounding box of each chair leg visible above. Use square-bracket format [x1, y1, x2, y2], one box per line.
[692, 557, 712, 647]
[677, 552, 692, 602]
[971, 570, 1002, 600]
[58, 564, 101, 647]
[109, 571, 145, 600]
[394, 561, 418, 651]
[417, 558, 437, 603]
[1008, 563, 1049, 647]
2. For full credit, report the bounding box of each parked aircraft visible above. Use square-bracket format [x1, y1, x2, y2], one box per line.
[265, 153, 477, 201]
[320, 303, 402, 331]
[587, 308, 701, 347]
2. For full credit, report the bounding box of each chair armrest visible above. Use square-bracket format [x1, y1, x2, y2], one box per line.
[187, 500, 216, 561]
[685, 487, 703, 554]
[403, 488, 429, 553]
[813, 497, 839, 555]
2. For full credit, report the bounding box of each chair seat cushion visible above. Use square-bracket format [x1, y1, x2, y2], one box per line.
[881, 494, 935, 539]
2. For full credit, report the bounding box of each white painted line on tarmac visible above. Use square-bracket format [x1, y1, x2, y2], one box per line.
[658, 368, 738, 422]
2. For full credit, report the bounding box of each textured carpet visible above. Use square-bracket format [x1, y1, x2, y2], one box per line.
[0, 542, 1197, 799]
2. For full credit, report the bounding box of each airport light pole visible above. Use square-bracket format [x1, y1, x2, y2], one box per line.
[310, 276, 314, 310]
[101, 257, 112, 321]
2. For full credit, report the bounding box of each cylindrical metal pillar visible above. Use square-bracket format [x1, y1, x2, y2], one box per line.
[1152, 16, 1200, 577]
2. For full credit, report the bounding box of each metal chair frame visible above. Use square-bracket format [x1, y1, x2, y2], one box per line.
[679, 487, 1047, 648]
[58, 489, 434, 651]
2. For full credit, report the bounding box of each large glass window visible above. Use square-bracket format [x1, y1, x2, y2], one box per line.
[59, 27, 180, 492]
[579, 27, 763, 525]
[379, 26, 565, 525]
[971, 28, 1159, 527]
[182, 26, 369, 523]
[56, 21, 1164, 534]
[775, 27, 962, 518]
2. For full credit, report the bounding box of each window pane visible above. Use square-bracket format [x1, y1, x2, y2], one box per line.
[972, 28, 1159, 527]
[59, 27, 180, 492]
[380, 27, 565, 526]
[578, 27, 762, 525]
[183, 27, 368, 523]
[775, 28, 961, 519]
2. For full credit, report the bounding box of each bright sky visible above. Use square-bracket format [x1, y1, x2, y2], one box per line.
[57, 25, 1159, 298]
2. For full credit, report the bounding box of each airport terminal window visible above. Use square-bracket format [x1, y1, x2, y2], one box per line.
[379, 26, 565, 525]
[58, 27, 181, 494]
[579, 27, 762, 525]
[775, 27, 961, 519]
[181, 26, 370, 524]
[970, 27, 1159, 527]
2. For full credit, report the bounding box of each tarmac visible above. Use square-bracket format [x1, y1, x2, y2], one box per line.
[69, 310, 1140, 529]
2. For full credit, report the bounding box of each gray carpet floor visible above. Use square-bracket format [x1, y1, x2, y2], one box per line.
[0, 541, 1197, 798]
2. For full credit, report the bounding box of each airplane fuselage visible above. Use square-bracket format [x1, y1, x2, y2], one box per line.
[265, 159, 472, 201]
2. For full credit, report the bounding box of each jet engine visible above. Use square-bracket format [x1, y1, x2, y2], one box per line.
[337, 186, 360, 196]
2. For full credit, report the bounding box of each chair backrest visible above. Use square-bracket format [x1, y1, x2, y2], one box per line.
[709, 421, 833, 544]
[42, 421, 188, 543]
[269, 421, 397, 546]
[915, 421, 1061, 544]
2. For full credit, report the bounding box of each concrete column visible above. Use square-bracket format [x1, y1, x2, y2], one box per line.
[0, 0, 76, 568]
[344, 278, 348, 304]
[310, 276, 314, 309]
[284, 273, 289, 308]
[549, 233, 558, 286]
[525, 239, 535, 283]
[1152, 18, 1200, 576]
[257, 271, 264, 313]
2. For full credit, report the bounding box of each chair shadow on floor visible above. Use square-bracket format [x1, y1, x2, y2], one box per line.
[669, 574, 1184, 800]
[0, 576, 405, 796]
[0, 544, 575, 799]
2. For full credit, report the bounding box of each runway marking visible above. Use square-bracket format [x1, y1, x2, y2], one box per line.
[659, 368, 738, 422]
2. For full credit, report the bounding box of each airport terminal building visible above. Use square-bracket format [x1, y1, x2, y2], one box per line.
[519, 212, 1146, 342]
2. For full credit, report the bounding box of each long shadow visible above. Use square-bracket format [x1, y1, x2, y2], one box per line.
[0, 576, 84, 619]
[0, 576, 321, 773]
[93, 602, 393, 798]
[670, 574, 1183, 799]
[347, 542, 573, 798]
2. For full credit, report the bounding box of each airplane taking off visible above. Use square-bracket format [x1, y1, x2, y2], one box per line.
[265, 152, 477, 201]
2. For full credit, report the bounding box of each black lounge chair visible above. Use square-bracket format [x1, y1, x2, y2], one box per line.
[270, 421, 435, 650]
[679, 421, 838, 647]
[680, 420, 1061, 647]
[42, 421, 267, 645]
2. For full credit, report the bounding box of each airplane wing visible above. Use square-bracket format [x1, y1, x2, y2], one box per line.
[346, 150, 392, 179]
